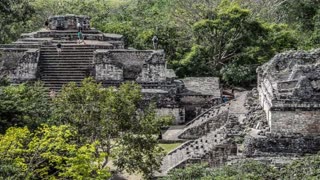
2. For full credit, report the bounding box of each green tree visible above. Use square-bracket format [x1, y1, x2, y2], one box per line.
[0, 125, 110, 179]
[176, 0, 297, 85]
[0, 82, 51, 133]
[240, 0, 320, 49]
[0, 0, 35, 43]
[51, 78, 171, 179]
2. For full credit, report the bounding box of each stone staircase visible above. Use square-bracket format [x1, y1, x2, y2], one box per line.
[39, 44, 95, 91]
[157, 92, 249, 177]
[178, 102, 231, 139]
[157, 115, 230, 177]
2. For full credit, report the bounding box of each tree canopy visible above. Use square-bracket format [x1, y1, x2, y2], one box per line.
[0, 125, 110, 179]
[51, 78, 171, 179]
[0, 82, 50, 133]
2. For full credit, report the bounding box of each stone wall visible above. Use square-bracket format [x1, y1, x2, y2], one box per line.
[93, 50, 167, 82]
[0, 49, 39, 82]
[182, 77, 221, 96]
[270, 110, 320, 135]
[180, 95, 216, 106]
[138, 63, 167, 82]
[243, 133, 320, 156]
[95, 64, 123, 81]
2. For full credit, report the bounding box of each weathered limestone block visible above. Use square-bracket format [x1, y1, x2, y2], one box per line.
[95, 64, 123, 81]
[270, 111, 320, 135]
[0, 49, 39, 82]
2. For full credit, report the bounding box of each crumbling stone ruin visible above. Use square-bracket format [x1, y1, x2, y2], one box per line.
[155, 49, 320, 177]
[257, 49, 320, 135]
[244, 49, 320, 157]
[0, 14, 221, 124]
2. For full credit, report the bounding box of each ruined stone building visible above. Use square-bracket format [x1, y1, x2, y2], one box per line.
[245, 49, 320, 156]
[0, 14, 221, 124]
[155, 49, 320, 177]
[257, 50, 320, 135]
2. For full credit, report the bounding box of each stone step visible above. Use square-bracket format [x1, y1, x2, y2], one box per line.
[41, 66, 91, 69]
[38, 29, 101, 34]
[0, 44, 40, 49]
[41, 45, 97, 48]
[48, 33, 103, 36]
[41, 48, 94, 51]
[41, 72, 86, 75]
[40, 67, 90, 70]
[40, 59, 92, 65]
[41, 77, 87, 80]
[41, 45, 96, 52]
[41, 78, 85, 82]
[41, 49, 95, 51]
[41, 63, 91, 66]
[40, 45, 113, 50]
[41, 76, 86, 79]
[41, 60, 93, 63]
[42, 81, 82, 84]
[42, 81, 81, 89]
[40, 57, 93, 60]
[41, 45, 96, 48]
[40, 54, 93, 57]
[40, 53, 94, 56]
[13, 41, 41, 45]
[40, 60, 92, 63]
[17, 38, 53, 42]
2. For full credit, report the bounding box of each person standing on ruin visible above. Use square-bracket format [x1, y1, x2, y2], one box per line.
[56, 42, 62, 56]
[45, 19, 49, 30]
[77, 30, 86, 44]
[152, 35, 158, 50]
[77, 20, 82, 31]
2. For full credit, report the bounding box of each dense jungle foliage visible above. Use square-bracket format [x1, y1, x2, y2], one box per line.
[1, 0, 320, 179]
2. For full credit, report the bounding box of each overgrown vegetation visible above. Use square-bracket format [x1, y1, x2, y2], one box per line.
[163, 156, 320, 180]
[0, 79, 171, 179]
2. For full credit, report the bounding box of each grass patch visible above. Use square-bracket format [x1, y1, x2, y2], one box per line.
[159, 143, 182, 154]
